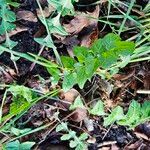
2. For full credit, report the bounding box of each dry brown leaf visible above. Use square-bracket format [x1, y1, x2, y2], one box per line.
[63, 5, 100, 34]
[111, 144, 119, 150]
[80, 26, 99, 47]
[124, 140, 143, 150]
[87, 137, 96, 144]
[71, 108, 87, 122]
[17, 10, 38, 22]
[0, 26, 28, 43]
[59, 88, 80, 103]
[36, 5, 55, 18]
[64, 15, 89, 34]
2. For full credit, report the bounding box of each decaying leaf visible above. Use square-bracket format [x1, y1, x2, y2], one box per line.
[71, 107, 87, 122]
[60, 88, 80, 103]
[36, 4, 55, 18]
[16, 10, 38, 22]
[0, 26, 28, 43]
[63, 5, 100, 34]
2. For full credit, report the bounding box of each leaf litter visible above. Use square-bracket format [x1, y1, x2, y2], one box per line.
[0, 0, 150, 150]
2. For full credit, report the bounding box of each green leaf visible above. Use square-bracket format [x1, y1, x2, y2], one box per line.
[5, 140, 35, 150]
[91, 38, 104, 55]
[8, 85, 33, 102]
[3, 38, 18, 50]
[141, 101, 150, 119]
[99, 49, 118, 68]
[70, 140, 78, 148]
[47, 0, 75, 16]
[47, 14, 68, 35]
[102, 33, 121, 50]
[61, 56, 76, 69]
[34, 36, 55, 49]
[9, 97, 29, 116]
[115, 41, 135, 56]
[11, 127, 31, 136]
[6, 0, 20, 7]
[89, 100, 105, 116]
[5, 140, 20, 150]
[91, 33, 135, 69]
[56, 122, 68, 132]
[117, 100, 141, 127]
[69, 96, 84, 110]
[75, 64, 87, 89]
[0, 5, 16, 35]
[62, 71, 77, 91]
[47, 67, 61, 83]
[75, 143, 87, 150]
[61, 131, 76, 140]
[61, 133, 72, 140]
[104, 106, 124, 127]
[20, 141, 35, 150]
[84, 57, 99, 77]
[74, 46, 89, 63]
[79, 133, 88, 141]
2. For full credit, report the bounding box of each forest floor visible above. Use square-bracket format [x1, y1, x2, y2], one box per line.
[0, 0, 150, 150]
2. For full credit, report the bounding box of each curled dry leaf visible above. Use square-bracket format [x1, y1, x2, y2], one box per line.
[71, 107, 87, 122]
[59, 88, 80, 103]
[59, 88, 80, 109]
[17, 10, 38, 22]
[0, 26, 28, 43]
[79, 5, 100, 47]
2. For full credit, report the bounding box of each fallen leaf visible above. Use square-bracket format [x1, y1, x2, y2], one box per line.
[87, 137, 96, 144]
[71, 108, 87, 122]
[80, 26, 99, 47]
[36, 4, 55, 18]
[17, 10, 38, 22]
[111, 144, 119, 150]
[64, 15, 89, 34]
[135, 122, 150, 138]
[60, 88, 80, 103]
[0, 26, 28, 43]
[63, 5, 100, 35]
[124, 140, 143, 149]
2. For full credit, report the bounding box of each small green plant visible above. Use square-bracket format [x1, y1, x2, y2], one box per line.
[69, 97, 150, 129]
[0, 85, 35, 123]
[0, 33, 136, 90]
[0, 0, 19, 72]
[61, 33, 135, 90]
[4, 140, 35, 150]
[56, 122, 88, 150]
[35, 0, 78, 65]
